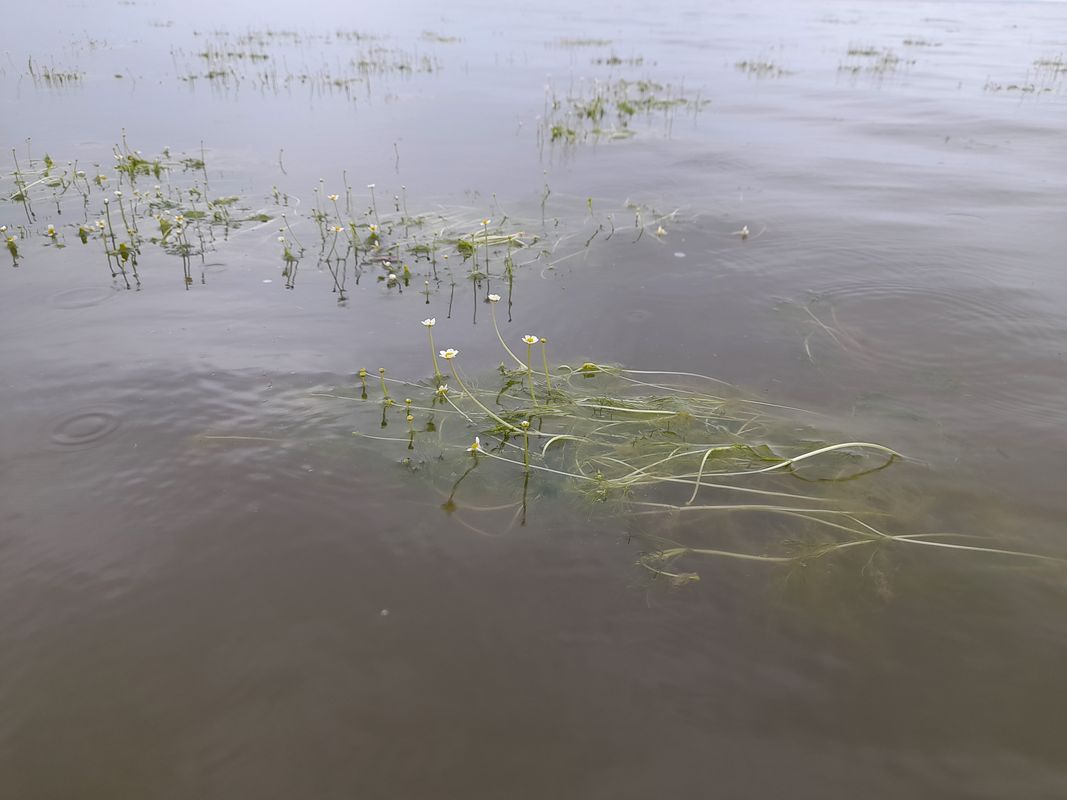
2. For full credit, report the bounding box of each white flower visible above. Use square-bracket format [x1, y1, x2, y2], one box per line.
[331, 225, 344, 233]
[520, 420, 530, 429]
[466, 436, 481, 453]
[522, 335, 538, 345]
[387, 272, 397, 281]
[366, 183, 375, 189]
[481, 218, 491, 226]
[732, 225, 750, 239]
[114, 190, 123, 198]
[439, 348, 459, 360]
[421, 318, 436, 327]
[46, 224, 56, 236]
[327, 194, 339, 201]
[368, 224, 378, 233]
[0, 226, 6, 232]
[655, 225, 666, 236]
[487, 293, 500, 302]
[435, 384, 449, 396]
[277, 235, 286, 242]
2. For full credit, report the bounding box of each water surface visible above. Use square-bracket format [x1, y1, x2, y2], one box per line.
[2, 0, 1066, 797]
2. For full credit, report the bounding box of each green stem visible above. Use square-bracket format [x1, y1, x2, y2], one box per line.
[540, 340, 552, 391]
[448, 361, 520, 433]
[526, 343, 537, 406]
[427, 328, 441, 379]
[489, 304, 526, 370]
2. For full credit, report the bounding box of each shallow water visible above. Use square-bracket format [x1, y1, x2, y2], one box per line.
[2, 0, 1067, 797]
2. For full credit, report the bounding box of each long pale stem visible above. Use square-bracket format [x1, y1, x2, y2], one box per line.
[540, 341, 552, 391]
[448, 361, 520, 433]
[489, 304, 526, 370]
[427, 328, 441, 378]
[526, 343, 537, 405]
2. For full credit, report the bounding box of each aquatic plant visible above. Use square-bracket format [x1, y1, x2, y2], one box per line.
[341, 319, 1063, 585]
[540, 77, 708, 146]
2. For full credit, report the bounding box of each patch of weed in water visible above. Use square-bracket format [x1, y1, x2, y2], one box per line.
[540, 77, 708, 147]
[336, 318, 1066, 585]
[2, 138, 672, 299]
[735, 60, 793, 77]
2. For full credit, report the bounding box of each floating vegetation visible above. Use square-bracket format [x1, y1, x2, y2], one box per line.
[26, 57, 84, 86]
[541, 78, 708, 145]
[982, 80, 1052, 95]
[592, 54, 645, 66]
[172, 30, 440, 96]
[2, 136, 675, 295]
[839, 47, 913, 76]
[1033, 55, 1066, 73]
[342, 318, 1062, 584]
[983, 56, 1065, 96]
[735, 60, 792, 78]
[555, 38, 614, 48]
[1, 136, 270, 287]
[421, 31, 461, 44]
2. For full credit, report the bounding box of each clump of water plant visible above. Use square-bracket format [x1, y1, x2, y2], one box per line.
[341, 315, 1061, 585]
[735, 60, 792, 78]
[173, 29, 441, 97]
[838, 46, 913, 76]
[3, 140, 674, 299]
[1, 136, 273, 286]
[540, 77, 708, 146]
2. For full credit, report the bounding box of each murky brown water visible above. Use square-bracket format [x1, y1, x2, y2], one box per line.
[2, 0, 1066, 796]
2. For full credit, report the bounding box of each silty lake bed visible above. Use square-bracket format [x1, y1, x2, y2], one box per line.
[2, 0, 1066, 796]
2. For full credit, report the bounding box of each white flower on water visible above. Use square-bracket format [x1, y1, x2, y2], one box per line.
[435, 384, 449, 396]
[481, 218, 491, 226]
[732, 225, 750, 239]
[387, 272, 397, 281]
[487, 293, 501, 302]
[466, 436, 481, 453]
[439, 348, 459, 360]
[522, 335, 538, 345]
[655, 225, 667, 237]
[421, 318, 436, 327]
[366, 183, 375, 189]
[327, 194, 339, 201]
[46, 224, 56, 236]
[277, 235, 286, 243]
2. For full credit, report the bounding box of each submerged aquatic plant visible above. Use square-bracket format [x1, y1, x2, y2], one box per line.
[344, 319, 1063, 584]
